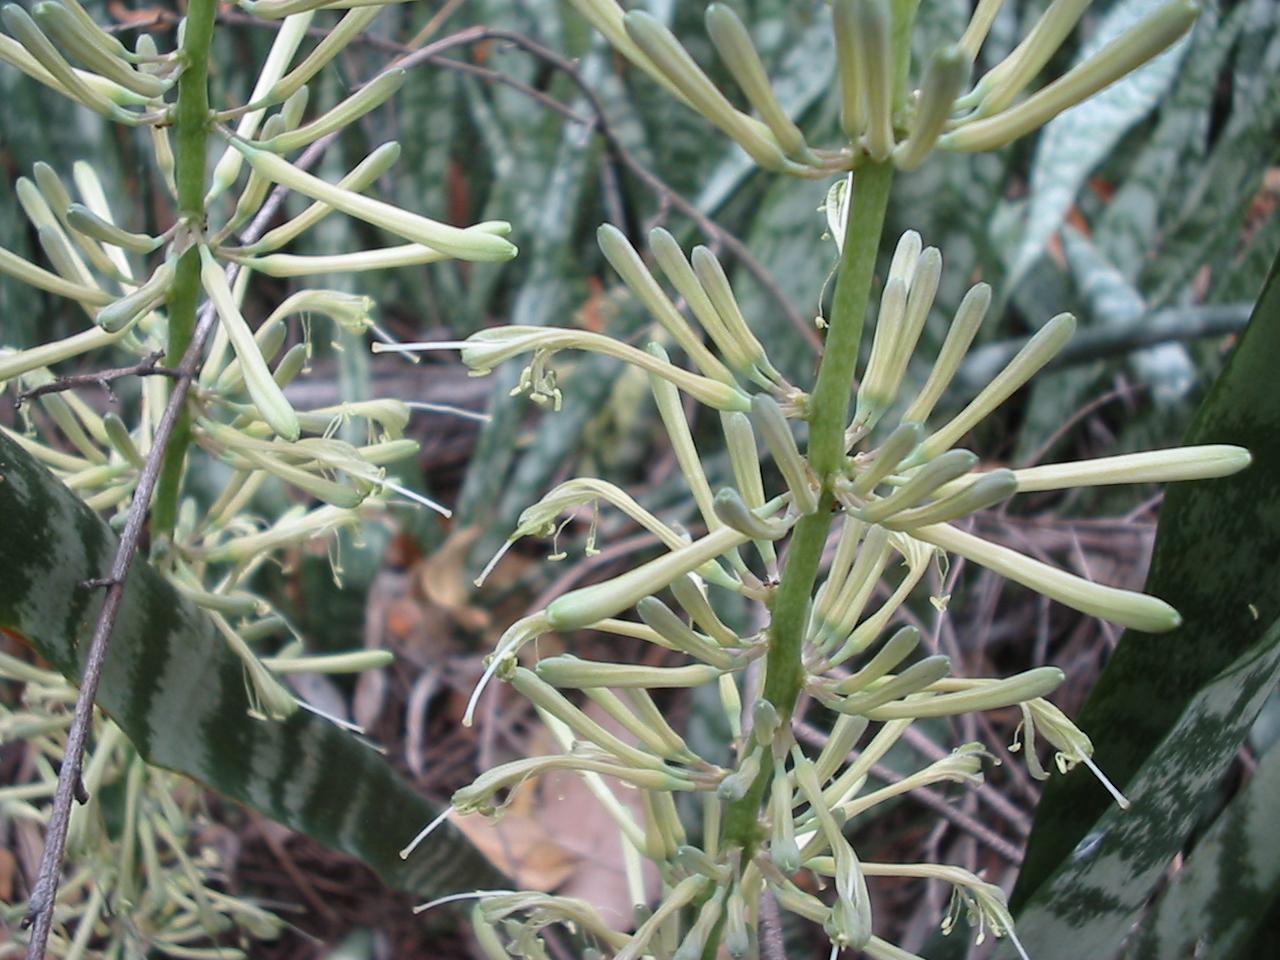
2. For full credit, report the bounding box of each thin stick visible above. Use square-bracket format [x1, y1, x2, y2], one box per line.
[14, 352, 180, 406]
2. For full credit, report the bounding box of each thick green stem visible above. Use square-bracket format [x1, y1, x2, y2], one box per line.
[721, 162, 894, 857]
[153, 0, 217, 540]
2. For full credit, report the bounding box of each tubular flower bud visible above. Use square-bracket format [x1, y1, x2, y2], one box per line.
[894, 45, 971, 171]
[912, 312, 1075, 464]
[0, 245, 112, 305]
[714, 487, 790, 541]
[622, 11, 793, 172]
[65, 203, 162, 254]
[814, 713, 870, 784]
[648, 344, 726, 536]
[832, 625, 921, 695]
[596, 226, 732, 386]
[912, 521, 1181, 631]
[206, 11, 314, 202]
[968, 0, 1092, 118]
[614, 875, 709, 960]
[544, 525, 749, 632]
[673, 882, 728, 960]
[721, 412, 768, 510]
[856, 448, 978, 523]
[234, 244, 452, 277]
[827, 655, 953, 716]
[899, 282, 992, 424]
[957, 0, 1006, 59]
[989, 445, 1251, 494]
[511, 667, 669, 771]
[583, 686, 693, 760]
[768, 759, 801, 873]
[751, 394, 818, 514]
[832, 0, 866, 138]
[256, 69, 407, 154]
[650, 228, 764, 382]
[850, 422, 924, 495]
[943, 0, 1200, 153]
[670, 574, 741, 647]
[689, 245, 777, 383]
[229, 140, 518, 262]
[536, 654, 724, 690]
[717, 748, 763, 801]
[855, 277, 908, 430]
[264, 7, 381, 104]
[0, 4, 140, 122]
[705, 4, 808, 158]
[637, 597, 738, 670]
[199, 246, 300, 441]
[32, 1, 169, 98]
[95, 260, 175, 334]
[882, 468, 1017, 530]
[102, 412, 143, 468]
[849, 0, 895, 161]
[242, 141, 402, 255]
[855, 246, 942, 431]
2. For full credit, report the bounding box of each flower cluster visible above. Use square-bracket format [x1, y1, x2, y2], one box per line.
[564, 0, 1199, 175]
[403, 222, 1245, 957]
[0, 1, 510, 951]
[391, 3, 1247, 958]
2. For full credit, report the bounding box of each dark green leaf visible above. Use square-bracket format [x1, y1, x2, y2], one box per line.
[1127, 737, 1280, 960]
[1013, 246, 1280, 908]
[1000, 617, 1280, 958]
[0, 431, 503, 899]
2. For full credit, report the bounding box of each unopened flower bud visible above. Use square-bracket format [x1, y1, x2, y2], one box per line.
[258, 69, 407, 154]
[705, 4, 808, 158]
[536, 654, 723, 690]
[900, 281, 992, 424]
[895, 45, 971, 171]
[200, 247, 300, 440]
[751, 394, 818, 514]
[913, 312, 1075, 464]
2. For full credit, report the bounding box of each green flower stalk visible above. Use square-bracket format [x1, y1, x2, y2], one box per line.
[414, 2, 1249, 953]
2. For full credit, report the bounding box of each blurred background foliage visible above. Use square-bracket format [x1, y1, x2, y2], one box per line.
[2, 0, 1279, 956]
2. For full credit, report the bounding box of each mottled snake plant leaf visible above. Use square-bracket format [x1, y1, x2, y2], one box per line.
[0, 431, 503, 899]
[995, 616, 1280, 959]
[1126, 735, 1280, 960]
[1013, 249, 1280, 907]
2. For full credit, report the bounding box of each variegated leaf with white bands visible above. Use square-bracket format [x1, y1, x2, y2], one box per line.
[0, 430, 503, 899]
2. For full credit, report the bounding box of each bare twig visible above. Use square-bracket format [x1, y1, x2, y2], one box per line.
[22, 137, 335, 959]
[14, 352, 180, 407]
[22, 303, 220, 957]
